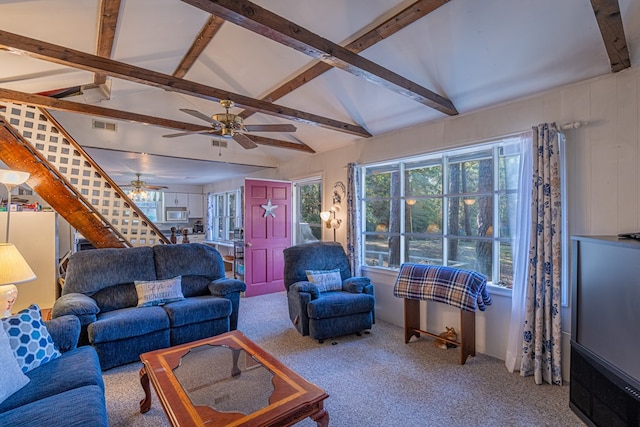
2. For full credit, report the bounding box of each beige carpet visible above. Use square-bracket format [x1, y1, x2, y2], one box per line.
[103, 291, 585, 426]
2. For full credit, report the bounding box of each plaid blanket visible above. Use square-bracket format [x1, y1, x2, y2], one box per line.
[393, 263, 492, 312]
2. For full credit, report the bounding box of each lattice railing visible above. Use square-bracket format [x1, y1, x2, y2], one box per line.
[0, 101, 168, 247]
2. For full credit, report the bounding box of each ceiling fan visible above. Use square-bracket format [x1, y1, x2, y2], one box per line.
[121, 173, 168, 200]
[163, 100, 297, 149]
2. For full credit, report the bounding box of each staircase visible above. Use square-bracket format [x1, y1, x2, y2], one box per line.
[0, 101, 169, 248]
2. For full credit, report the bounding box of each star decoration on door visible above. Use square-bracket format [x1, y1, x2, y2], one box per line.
[261, 198, 279, 218]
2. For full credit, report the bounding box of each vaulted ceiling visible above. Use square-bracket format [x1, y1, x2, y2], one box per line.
[0, 0, 637, 185]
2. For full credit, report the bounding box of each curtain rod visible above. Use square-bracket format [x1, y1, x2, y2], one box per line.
[560, 121, 588, 130]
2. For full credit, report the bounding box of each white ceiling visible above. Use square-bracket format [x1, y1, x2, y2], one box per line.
[0, 0, 638, 186]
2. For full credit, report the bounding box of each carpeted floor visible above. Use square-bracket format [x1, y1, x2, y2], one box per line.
[103, 291, 585, 427]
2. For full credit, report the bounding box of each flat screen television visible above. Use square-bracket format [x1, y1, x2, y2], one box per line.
[571, 236, 640, 424]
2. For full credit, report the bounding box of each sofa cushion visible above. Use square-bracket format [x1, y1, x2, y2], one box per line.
[306, 269, 342, 292]
[162, 296, 232, 328]
[0, 346, 102, 413]
[135, 276, 184, 307]
[0, 327, 29, 405]
[63, 246, 157, 296]
[0, 384, 108, 427]
[1, 305, 60, 373]
[307, 292, 375, 319]
[153, 244, 225, 296]
[88, 306, 169, 344]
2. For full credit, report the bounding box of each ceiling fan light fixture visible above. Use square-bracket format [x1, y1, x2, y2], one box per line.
[128, 187, 149, 201]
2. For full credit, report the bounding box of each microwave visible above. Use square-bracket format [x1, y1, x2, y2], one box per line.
[165, 207, 188, 222]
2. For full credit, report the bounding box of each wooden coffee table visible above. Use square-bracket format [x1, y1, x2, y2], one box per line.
[139, 330, 329, 426]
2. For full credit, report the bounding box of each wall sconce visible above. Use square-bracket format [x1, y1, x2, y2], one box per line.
[463, 198, 476, 206]
[320, 204, 342, 241]
[406, 199, 417, 206]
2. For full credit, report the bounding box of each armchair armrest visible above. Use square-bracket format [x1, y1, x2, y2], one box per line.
[208, 278, 246, 296]
[343, 277, 371, 293]
[290, 281, 320, 300]
[45, 315, 81, 353]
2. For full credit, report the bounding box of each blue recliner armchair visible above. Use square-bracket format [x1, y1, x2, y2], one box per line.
[283, 241, 375, 342]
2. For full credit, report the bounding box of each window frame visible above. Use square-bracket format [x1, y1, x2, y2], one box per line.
[293, 177, 323, 245]
[207, 189, 241, 241]
[359, 139, 523, 293]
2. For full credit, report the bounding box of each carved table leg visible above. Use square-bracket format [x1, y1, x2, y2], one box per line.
[311, 408, 329, 427]
[139, 365, 152, 413]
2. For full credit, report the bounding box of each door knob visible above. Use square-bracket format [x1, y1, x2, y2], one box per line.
[245, 242, 252, 247]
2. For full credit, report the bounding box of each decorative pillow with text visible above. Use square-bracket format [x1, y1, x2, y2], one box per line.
[306, 269, 342, 293]
[135, 276, 185, 307]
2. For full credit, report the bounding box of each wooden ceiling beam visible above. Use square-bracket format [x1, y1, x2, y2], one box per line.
[590, 0, 631, 72]
[239, 0, 450, 120]
[173, 14, 225, 78]
[0, 87, 210, 132]
[0, 30, 370, 138]
[94, 0, 122, 85]
[246, 135, 315, 153]
[0, 88, 314, 152]
[181, 0, 457, 116]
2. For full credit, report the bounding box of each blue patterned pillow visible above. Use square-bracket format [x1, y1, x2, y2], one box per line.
[1, 304, 61, 373]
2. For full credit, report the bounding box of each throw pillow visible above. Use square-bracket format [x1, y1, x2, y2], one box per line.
[135, 276, 184, 307]
[1, 304, 61, 373]
[0, 326, 30, 404]
[306, 269, 342, 292]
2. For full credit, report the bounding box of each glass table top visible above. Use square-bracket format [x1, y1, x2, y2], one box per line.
[173, 344, 274, 415]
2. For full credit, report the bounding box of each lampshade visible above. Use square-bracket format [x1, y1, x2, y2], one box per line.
[0, 243, 36, 285]
[0, 169, 30, 186]
[320, 211, 331, 222]
[0, 243, 35, 318]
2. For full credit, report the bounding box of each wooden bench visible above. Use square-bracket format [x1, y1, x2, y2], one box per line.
[393, 263, 491, 365]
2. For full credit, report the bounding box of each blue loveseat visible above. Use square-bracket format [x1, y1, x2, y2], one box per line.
[0, 314, 108, 426]
[52, 243, 246, 370]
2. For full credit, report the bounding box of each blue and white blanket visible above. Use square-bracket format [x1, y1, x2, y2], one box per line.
[393, 263, 492, 312]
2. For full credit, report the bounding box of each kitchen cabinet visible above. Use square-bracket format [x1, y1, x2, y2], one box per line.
[188, 194, 204, 218]
[164, 192, 188, 207]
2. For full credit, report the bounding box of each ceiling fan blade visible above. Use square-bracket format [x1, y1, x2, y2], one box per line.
[162, 130, 213, 138]
[232, 133, 258, 149]
[145, 185, 169, 190]
[179, 108, 221, 126]
[244, 124, 297, 133]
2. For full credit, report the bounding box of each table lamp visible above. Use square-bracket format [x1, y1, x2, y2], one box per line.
[0, 169, 31, 242]
[0, 243, 36, 317]
[0, 169, 35, 317]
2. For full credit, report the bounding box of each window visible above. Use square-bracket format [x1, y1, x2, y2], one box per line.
[207, 190, 241, 241]
[294, 178, 322, 245]
[360, 138, 523, 290]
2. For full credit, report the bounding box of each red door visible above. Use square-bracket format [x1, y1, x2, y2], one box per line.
[243, 179, 291, 297]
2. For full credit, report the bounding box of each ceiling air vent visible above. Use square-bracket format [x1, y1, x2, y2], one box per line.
[92, 119, 117, 132]
[211, 140, 228, 148]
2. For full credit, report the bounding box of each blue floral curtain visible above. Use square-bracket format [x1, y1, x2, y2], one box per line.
[346, 162, 362, 275]
[521, 123, 563, 385]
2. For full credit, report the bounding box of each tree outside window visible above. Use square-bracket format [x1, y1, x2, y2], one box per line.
[361, 141, 522, 290]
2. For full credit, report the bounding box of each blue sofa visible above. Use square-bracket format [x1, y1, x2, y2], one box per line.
[0, 315, 108, 427]
[52, 243, 246, 370]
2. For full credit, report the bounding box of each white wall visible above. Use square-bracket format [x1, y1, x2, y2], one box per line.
[208, 66, 640, 379]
